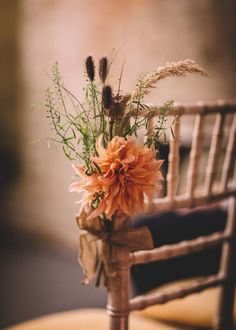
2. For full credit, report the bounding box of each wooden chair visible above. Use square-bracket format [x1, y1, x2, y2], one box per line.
[7, 100, 236, 330]
[107, 100, 236, 330]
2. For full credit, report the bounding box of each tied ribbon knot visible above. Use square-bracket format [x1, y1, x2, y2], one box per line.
[77, 208, 154, 287]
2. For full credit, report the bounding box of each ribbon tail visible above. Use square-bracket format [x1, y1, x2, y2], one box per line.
[79, 230, 99, 284]
[102, 241, 116, 280]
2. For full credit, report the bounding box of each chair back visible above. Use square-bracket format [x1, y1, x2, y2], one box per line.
[107, 100, 236, 330]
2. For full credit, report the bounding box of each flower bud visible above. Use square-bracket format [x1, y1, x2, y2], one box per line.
[99, 57, 108, 83]
[102, 85, 112, 109]
[85, 55, 95, 81]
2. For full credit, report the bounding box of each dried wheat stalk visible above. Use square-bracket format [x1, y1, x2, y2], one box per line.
[129, 60, 208, 105]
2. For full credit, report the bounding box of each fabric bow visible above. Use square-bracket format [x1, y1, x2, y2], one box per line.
[77, 208, 154, 287]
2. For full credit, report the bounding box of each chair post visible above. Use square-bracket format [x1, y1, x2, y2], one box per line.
[167, 116, 180, 201]
[213, 197, 236, 330]
[204, 113, 225, 195]
[107, 246, 131, 330]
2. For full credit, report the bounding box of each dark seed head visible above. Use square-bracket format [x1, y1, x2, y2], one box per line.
[102, 85, 113, 109]
[99, 57, 108, 83]
[85, 55, 95, 81]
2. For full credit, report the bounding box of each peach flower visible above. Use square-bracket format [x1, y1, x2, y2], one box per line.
[69, 136, 163, 220]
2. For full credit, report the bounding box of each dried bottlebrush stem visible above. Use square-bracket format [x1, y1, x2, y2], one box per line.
[130, 60, 208, 105]
[102, 85, 113, 109]
[99, 57, 108, 83]
[85, 55, 95, 81]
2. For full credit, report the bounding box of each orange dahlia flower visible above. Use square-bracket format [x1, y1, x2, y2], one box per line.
[69, 136, 163, 220]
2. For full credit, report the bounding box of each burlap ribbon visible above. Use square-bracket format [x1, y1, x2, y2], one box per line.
[77, 208, 154, 287]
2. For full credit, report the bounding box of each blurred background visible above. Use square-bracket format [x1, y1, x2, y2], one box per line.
[0, 0, 236, 328]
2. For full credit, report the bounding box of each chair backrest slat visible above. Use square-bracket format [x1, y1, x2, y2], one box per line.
[220, 113, 236, 191]
[186, 113, 205, 197]
[129, 274, 224, 312]
[130, 230, 229, 265]
[146, 115, 155, 139]
[167, 116, 180, 201]
[152, 187, 236, 213]
[146, 116, 156, 210]
[204, 113, 225, 195]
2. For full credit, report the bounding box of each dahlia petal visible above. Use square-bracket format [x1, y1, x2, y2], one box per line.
[75, 199, 84, 204]
[156, 171, 164, 180]
[69, 182, 82, 192]
[118, 192, 133, 217]
[96, 135, 107, 157]
[105, 198, 118, 219]
[87, 199, 106, 220]
[72, 163, 86, 177]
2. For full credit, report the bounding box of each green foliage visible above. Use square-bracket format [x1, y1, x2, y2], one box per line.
[145, 100, 175, 149]
[45, 62, 104, 169]
[44, 58, 186, 171]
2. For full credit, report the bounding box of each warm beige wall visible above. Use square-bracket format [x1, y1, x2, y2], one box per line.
[5, 0, 236, 251]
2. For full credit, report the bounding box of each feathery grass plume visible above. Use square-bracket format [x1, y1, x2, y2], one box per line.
[129, 60, 208, 107]
[102, 85, 113, 109]
[85, 55, 95, 81]
[99, 57, 108, 83]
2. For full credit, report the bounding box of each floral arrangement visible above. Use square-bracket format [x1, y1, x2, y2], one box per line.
[44, 55, 207, 284]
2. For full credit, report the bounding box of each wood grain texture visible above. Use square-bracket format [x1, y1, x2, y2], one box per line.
[214, 197, 236, 330]
[130, 274, 225, 311]
[130, 231, 229, 266]
[204, 113, 225, 195]
[186, 114, 205, 197]
[167, 117, 180, 201]
[220, 113, 236, 191]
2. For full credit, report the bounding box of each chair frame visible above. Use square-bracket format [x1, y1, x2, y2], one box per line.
[106, 100, 236, 330]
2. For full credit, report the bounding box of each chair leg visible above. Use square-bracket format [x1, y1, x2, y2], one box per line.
[107, 246, 130, 330]
[213, 197, 236, 330]
[108, 313, 129, 330]
[214, 284, 235, 330]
